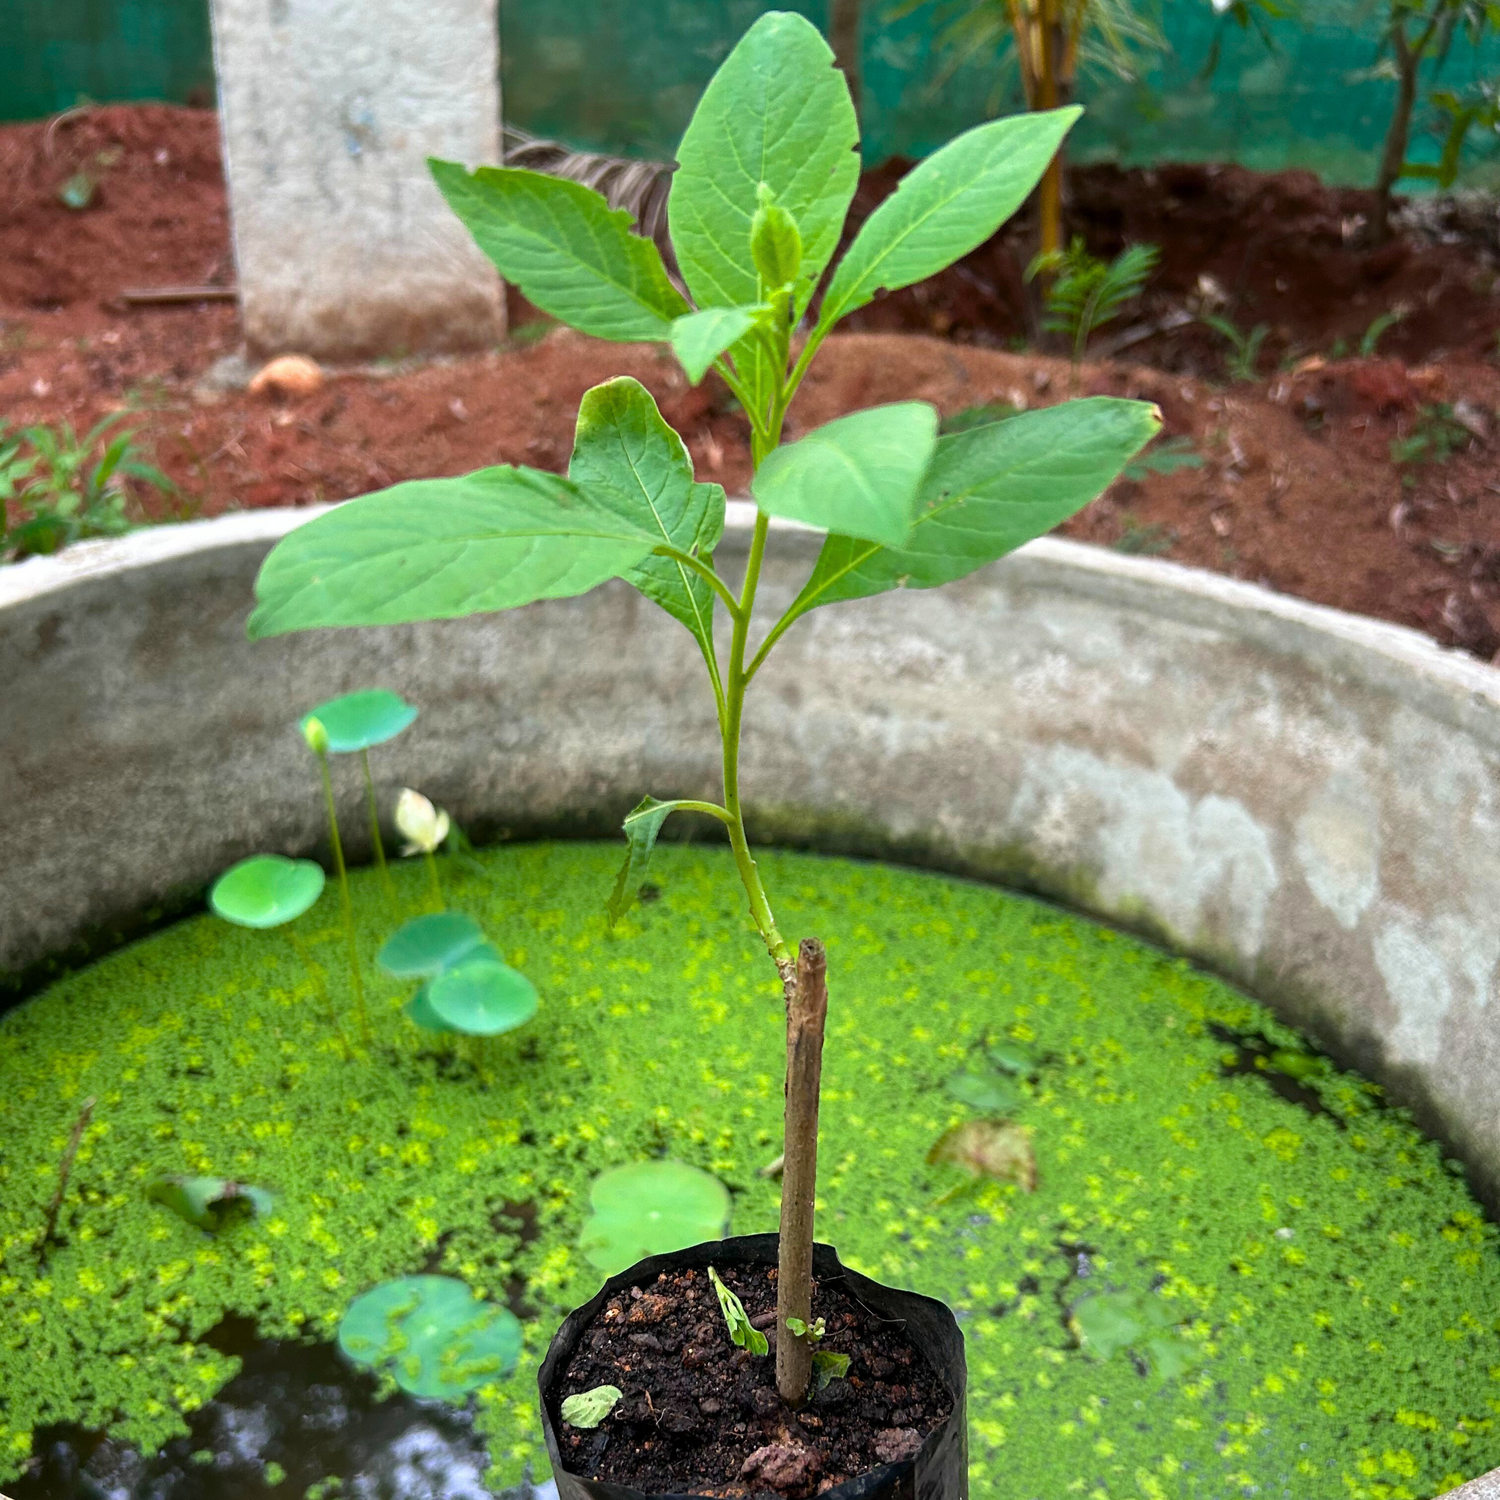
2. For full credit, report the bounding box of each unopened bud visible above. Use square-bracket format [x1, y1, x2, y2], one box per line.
[302, 715, 329, 755]
[750, 183, 802, 293]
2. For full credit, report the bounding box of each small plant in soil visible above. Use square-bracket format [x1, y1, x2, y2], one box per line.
[1024, 236, 1159, 375]
[247, 8, 1158, 1420]
[1201, 310, 1270, 382]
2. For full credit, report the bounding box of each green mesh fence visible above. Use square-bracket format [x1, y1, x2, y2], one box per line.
[1, 0, 1497, 184]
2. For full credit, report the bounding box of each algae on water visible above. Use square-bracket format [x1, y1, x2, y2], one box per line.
[0, 842, 1496, 1498]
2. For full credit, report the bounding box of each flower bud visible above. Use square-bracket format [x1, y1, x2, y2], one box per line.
[395, 788, 451, 855]
[302, 715, 330, 755]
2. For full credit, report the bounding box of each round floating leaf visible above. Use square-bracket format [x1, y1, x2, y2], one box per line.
[210, 855, 325, 929]
[338, 1274, 522, 1400]
[147, 1175, 273, 1231]
[378, 912, 487, 979]
[561, 1384, 623, 1429]
[578, 1160, 730, 1274]
[987, 1041, 1035, 1075]
[405, 984, 452, 1033]
[945, 1069, 1021, 1115]
[299, 689, 418, 753]
[426, 960, 539, 1037]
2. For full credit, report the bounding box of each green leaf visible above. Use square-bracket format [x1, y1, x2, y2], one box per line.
[818, 108, 1080, 332]
[987, 1041, 1035, 1075]
[750, 189, 803, 290]
[945, 1069, 1021, 1115]
[338, 1275, 522, 1399]
[811, 1349, 851, 1392]
[751, 404, 939, 548]
[1071, 1292, 1148, 1362]
[669, 11, 858, 318]
[299, 689, 417, 753]
[378, 912, 487, 979]
[670, 308, 762, 385]
[429, 159, 688, 341]
[405, 984, 452, 1033]
[577, 1160, 731, 1274]
[568, 378, 726, 658]
[606, 795, 687, 927]
[210, 856, 325, 930]
[425, 960, 540, 1037]
[248, 466, 661, 639]
[789, 398, 1160, 618]
[147, 1175, 274, 1231]
[708, 1266, 768, 1356]
[561, 1385, 624, 1429]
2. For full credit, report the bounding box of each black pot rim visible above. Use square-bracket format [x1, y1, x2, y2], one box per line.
[537, 1232, 968, 1500]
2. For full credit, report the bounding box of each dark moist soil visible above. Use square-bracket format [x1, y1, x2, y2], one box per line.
[551, 1266, 951, 1497]
[4, 105, 1500, 660]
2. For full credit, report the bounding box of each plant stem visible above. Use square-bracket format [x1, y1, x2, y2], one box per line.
[38, 1095, 95, 1261]
[287, 930, 353, 1061]
[424, 849, 443, 912]
[1372, 18, 1433, 243]
[360, 749, 397, 911]
[776, 939, 828, 1404]
[1036, 0, 1063, 259]
[316, 749, 372, 1046]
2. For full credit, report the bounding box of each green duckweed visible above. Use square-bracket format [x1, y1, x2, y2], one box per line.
[1, 842, 1496, 1499]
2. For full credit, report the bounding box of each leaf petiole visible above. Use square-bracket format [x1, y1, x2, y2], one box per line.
[652, 545, 742, 620]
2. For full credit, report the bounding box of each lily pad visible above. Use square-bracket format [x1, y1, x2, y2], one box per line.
[210, 855, 325, 929]
[378, 912, 487, 979]
[987, 1041, 1035, 1075]
[425, 960, 539, 1036]
[578, 1160, 730, 1274]
[927, 1119, 1037, 1190]
[945, 1069, 1021, 1114]
[147, 1175, 274, 1231]
[299, 689, 418, 754]
[337, 1274, 521, 1400]
[405, 984, 452, 1032]
[1071, 1289, 1200, 1381]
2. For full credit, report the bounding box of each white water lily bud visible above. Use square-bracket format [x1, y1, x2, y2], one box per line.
[395, 788, 451, 856]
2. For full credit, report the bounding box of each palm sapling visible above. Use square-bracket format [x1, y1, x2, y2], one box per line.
[246, 10, 1159, 1406]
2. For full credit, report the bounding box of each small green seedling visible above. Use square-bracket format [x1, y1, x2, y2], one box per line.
[247, 9, 1158, 1402]
[561, 1385, 624, 1428]
[395, 787, 452, 910]
[811, 1350, 851, 1392]
[337, 1274, 522, 1400]
[303, 716, 371, 1045]
[1122, 435, 1203, 482]
[300, 689, 418, 909]
[1391, 404, 1470, 468]
[1359, 308, 1406, 358]
[578, 1161, 730, 1275]
[209, 855, 350, 1058]
[785, 1316, 825, 1340]
[709, 1266, 769, 1355]
[147, 1175, 274, 1232]
[1201, 313, 1269, 383]
[1026, 238, 1160, 375]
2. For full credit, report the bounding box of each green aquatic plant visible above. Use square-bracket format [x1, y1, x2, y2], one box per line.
[708, 1265, 769, 1355]
[299, 689, 418, 909]
[302, 717, 371, 1046]
[5, 844, 1500, 1494]
[578, 1160, 732, 1275]
[1070, 1287, 1201, 1381]
[337, 1274, 522, 1400]
[209, 854, 350, 1058]
[246, 7, 1157, 1405]
[378, 910, 487, 978]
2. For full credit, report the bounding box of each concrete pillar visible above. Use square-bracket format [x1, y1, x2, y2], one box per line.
[210, 0, 505, 361]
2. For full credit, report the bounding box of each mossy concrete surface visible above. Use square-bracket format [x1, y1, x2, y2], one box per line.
[2, 844, 1497, 1497]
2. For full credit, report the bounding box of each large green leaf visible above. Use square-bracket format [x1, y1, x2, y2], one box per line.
[248, 467, 662, 639]
[425, 960, 540, 1037]
[818, 108, 1081, 331]
[430, 159, 688, 342]
[209, 855, 325, 929]
[568, 379, 726, 658]
[787, 398, 1159, 618]
[751, 403, 938, 548]
[669, 11, 859, 319]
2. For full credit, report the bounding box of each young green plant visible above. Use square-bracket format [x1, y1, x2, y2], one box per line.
[302, 718, 372, 1045]
[1024, 236, 1159, 381]
[246, 9, 1159, 1404]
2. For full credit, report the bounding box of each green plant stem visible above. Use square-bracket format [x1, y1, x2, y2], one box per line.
[287, 931, 354, 1062]
[316, 750, 372, 1046]
[424, 850, 443, 912]
[360, 749, 397, 912]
